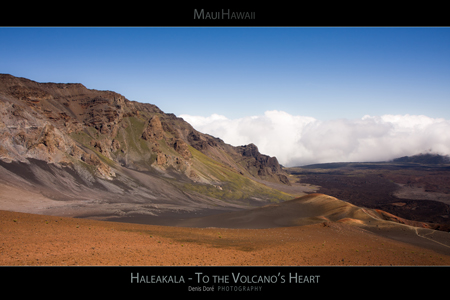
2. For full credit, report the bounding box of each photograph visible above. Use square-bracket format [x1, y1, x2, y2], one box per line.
[1, 18, 449, 293]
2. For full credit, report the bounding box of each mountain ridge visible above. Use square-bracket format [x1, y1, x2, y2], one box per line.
[0, 73, 289, 183]
[0, 74, 294, 220]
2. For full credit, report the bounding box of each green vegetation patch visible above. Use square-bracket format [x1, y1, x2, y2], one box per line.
[186, 146, 292, 203]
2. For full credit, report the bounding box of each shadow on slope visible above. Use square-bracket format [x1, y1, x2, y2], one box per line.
[173, 193, 450, 256]
[172, 193, 372, 228]
[0, 159, 249, 219]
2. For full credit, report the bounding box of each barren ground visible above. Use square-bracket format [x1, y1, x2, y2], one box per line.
[2, 209, 450, 266]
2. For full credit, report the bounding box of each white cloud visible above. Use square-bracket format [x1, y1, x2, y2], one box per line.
[180, 111, 450, 166]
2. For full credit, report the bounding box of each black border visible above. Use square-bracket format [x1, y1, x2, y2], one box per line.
[1, 265, 439, 295]
[3, 5, 446, 27]
[1, 4, 448, 296]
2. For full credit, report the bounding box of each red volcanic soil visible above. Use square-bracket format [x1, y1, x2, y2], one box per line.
[2, 209, 450, 266]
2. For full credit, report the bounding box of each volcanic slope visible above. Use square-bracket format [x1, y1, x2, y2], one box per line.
[0, 74, 297, 220]
[3, 193, 450, 266]
[174, 193, 450, 256]
[287, 159, 450, 232]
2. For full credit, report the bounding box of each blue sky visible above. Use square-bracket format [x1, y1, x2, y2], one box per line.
[1, 27, 450, 165]
[2, 27, 449, 120]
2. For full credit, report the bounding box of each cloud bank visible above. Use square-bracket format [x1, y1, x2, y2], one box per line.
[180, 111, 450, 167]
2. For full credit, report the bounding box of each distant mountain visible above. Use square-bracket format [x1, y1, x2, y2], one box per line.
[0, 74, 291, 219]
[392, 153, 450, 165]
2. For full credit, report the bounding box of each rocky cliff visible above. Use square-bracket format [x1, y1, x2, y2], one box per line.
[0, 74, 292, 219]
